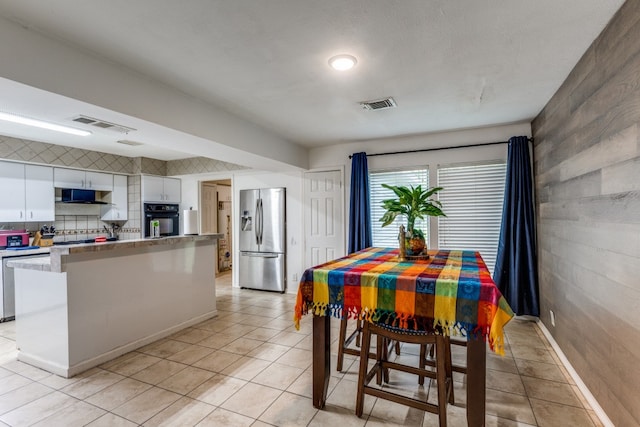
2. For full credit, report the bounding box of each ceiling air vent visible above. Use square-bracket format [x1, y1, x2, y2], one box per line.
[70, 115, 136, 134]
[359, 97, 397, 111]
[116, 139, 144, 147]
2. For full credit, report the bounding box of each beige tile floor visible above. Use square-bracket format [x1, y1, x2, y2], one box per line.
[0, 272, 604, 426]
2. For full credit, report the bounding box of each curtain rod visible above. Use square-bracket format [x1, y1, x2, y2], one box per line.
[348, 138, 534, 159]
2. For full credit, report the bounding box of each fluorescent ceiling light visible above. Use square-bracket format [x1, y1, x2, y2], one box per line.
[0, 112, 92, 136]
[329, 54, 357, 71]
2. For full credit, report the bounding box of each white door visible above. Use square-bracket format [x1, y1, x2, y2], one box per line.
[200, 183, 218, 234]
[304, 170, 344, 268]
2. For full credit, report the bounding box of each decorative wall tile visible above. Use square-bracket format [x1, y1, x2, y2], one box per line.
[167, 156, 247, 175]
[0, 134, 135, 173]
[0, 134, 247, 242]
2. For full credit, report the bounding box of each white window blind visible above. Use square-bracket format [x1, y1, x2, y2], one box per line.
[437, 163, 506, 274]
[369, 169, 429, 247]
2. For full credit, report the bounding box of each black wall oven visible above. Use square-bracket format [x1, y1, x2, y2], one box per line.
[144, 203, 180, 237]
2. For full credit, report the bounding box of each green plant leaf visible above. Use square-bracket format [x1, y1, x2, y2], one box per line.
[378, 183, 446, 229]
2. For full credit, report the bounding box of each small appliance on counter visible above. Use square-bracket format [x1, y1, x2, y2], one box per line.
[183, 208, 199, 235]
[0, 230, 29, 249]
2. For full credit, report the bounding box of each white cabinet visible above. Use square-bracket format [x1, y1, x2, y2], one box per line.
[142, 176, 164, 202]
[54, 168, 113, 191]
[101, 174, 128, 221]
[0, 161, 54, 222]
[25, 165, 55, 222]
[163, 178, 181, 203]
[142, 176, 181, 203]
[0, 162, 26, 222]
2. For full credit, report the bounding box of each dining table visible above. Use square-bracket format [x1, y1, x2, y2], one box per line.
[294, 247, 514, 427]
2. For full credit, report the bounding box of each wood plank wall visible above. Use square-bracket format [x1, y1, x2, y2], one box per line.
[531, 1, 640, 426]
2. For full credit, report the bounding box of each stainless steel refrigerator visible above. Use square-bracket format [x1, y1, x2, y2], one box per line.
[239, 187, 286, 293]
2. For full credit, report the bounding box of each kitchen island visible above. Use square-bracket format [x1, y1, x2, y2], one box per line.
[8, 234, 222, 377]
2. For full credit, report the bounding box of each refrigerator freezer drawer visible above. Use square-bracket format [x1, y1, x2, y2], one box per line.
[239, 252, 286, 293]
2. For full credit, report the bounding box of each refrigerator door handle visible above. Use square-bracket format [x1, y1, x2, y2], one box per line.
[254, 199, 259, 245]
[241, 252, 279, 258]
[257, 198, 264, 246]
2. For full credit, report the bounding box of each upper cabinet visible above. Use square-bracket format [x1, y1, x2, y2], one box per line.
[26, 165, 55, 222]
[142, 176, 181, 203]
[0, 161, 54, 222]
[100, 174, 128, 221]
[163, 178, 181, 203]
[54, 168, 113, 191]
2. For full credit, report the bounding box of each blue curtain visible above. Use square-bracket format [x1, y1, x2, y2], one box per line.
[493, 136, 540, 316]
[348, 152, 372, 253]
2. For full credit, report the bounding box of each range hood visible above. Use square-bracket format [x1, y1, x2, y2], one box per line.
[61, 188, 107, 204]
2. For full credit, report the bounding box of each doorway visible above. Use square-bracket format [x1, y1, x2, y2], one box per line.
[200, 179, 233, 275]
[303, 170, 345, 268]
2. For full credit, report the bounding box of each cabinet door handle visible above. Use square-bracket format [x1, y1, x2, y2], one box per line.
[20, 211, 23, 218]
[30, 211, 33, 219]
[89, 180, 92, 188]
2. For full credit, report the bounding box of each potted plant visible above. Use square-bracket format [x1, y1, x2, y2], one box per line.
[379, 184, 446, 255]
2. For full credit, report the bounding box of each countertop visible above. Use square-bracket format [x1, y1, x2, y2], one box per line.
[7, 234, 223, 272]
[0, 247, 51, 258]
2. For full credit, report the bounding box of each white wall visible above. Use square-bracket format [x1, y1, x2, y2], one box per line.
[176, 122, 531, 294]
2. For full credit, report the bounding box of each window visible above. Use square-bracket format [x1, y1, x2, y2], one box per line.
[369, 169, 428, 247]
[437, 162, 507, 274]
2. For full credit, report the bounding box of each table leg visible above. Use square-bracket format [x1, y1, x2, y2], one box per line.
[313, 314, 331, 409]
[466, 338, 486, 426]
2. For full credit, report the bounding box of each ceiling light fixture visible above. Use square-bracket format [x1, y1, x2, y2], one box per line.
[0, 112, 92, 137]
[329, 54, 357, 71]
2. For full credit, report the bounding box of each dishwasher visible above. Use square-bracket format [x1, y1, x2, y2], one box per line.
[1, 253, 49, 322]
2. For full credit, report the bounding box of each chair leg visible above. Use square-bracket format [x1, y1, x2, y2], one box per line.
[435, 335, 449, 427]
[355, 322, 372, 417]
[418, 343, 426, 386]
[377, 334, 388, 384]
[444, 337, 455, 404]
[337, 317, 348, 371]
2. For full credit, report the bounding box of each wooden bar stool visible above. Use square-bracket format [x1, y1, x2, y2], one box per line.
[337, 317, 400, 372]
[355, 321, 454, 426]
[426, 337, 468, 375]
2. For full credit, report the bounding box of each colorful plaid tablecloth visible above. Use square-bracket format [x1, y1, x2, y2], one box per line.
[294, 247, 514, 355]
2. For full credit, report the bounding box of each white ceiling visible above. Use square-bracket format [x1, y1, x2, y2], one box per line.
[0, 0, 626, 164]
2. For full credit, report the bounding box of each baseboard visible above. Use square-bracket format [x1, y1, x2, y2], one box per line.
[536, 320, 614, 427]
[18, 309, 218, 378]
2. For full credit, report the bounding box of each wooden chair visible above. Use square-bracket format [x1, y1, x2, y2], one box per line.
[355, 321, 454, 426]
[426, 337, 468, 375]
[336, 317, 400, 372]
